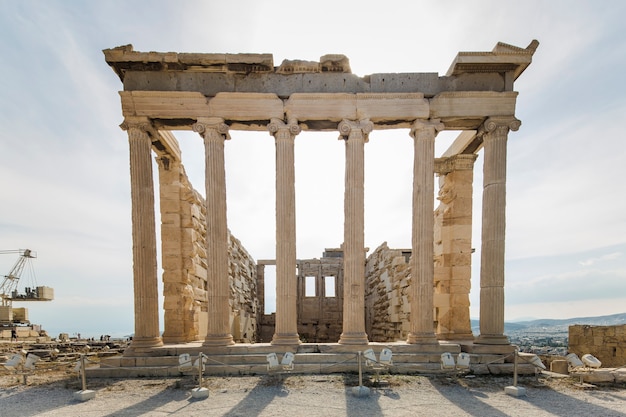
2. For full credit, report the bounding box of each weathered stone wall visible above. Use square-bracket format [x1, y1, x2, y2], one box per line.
[569, 325, 626, 367]
[158, 156, 258, 343]
[227, 233, 258, 342]
[365, 242, 411, 342]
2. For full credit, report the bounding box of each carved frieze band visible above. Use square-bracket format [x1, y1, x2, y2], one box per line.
[338, 119, 373, 142]
[435, 154, 478, 174]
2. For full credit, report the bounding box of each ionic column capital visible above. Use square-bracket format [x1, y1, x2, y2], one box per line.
[268, 118, 301, 140]
[193, 117, 231, 140]
[410, 119, 444, 140]
[338, 119, 373, 142]
[120, 117, 151, 133]
[479, 117, 521, 137]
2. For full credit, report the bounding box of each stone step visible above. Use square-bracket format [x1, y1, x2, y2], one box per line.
[87, 342, 524, 378]
[118, 341, 466, 357]
[86, 361, 538, 378]
[87, 351, 535, 377]
[100, 351, 489, 369]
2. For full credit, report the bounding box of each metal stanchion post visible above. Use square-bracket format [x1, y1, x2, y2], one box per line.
[73, 354, 96, 402]
[358, 351, 363, 387]
[81, 355, 88, 391]
[198, 353, 203, 387]
[351, 351, 370, 397]
[191, 353, 209, 399]
[505, 348, 526, 397]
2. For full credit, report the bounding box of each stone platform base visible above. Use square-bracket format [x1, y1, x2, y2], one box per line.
[85, 341, 538, 378]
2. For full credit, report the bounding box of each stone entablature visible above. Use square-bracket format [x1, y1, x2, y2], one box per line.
[105, 41, 536, 134]
[105, 41, 537, 98]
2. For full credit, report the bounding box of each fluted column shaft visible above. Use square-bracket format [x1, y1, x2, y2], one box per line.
[476, 117, 520, 345]
[338, 119, 371, 345]
[193, 118, 235, 346]
[123, 118, 163, 350]
[269, 118, 301, 345]
[407, 120, 442, 344]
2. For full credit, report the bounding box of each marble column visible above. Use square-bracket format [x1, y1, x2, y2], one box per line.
[338, 119, 372, 345]
[122, 117, 163, 350]
[475, 117, 520, 345]
[268, 118, 301, 345]
[407, 119, 443, 344]
[193, 117, 235, 346]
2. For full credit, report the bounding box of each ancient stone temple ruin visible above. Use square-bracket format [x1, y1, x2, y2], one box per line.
[99, 40, 538, 375]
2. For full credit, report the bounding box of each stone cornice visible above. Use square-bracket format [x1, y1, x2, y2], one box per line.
[446, 40, 539, 81]
[104, 41, 538, 96]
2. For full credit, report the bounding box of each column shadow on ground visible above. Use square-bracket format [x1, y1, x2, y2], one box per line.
[432, 376, 626, 417]
[342, 373, 387, 417]
[97, 380, 189, 417]
[222, 374, 285, 417]
[0, 384, 74, 417]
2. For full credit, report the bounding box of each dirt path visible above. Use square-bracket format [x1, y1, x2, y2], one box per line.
[2, 369, 626, 417]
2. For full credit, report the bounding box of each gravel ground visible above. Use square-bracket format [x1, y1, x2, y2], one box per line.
[2, 369, 626, 417]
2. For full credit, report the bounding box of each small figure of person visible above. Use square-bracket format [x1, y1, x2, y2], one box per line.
[11, 329, 17, 342]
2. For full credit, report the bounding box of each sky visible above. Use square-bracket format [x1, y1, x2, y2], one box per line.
[1, 0, 625, 338]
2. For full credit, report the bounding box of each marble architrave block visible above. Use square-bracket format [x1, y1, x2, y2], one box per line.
[209, 92, 283, 120]
[430, 91, 518, 119]
[285, 93, 357, 122]
[356, 93, 429, 122]
[121, 91, 210, 119]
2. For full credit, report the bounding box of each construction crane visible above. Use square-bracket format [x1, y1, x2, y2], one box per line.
[0, 249, 54, 325]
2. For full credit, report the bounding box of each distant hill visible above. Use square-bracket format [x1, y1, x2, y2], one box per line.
[471, 312, 626, 334]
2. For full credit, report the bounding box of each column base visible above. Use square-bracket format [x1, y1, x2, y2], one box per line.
[125, 337, 163, 355]
[436, 332, 475, 341]
[407, 332, 438, 345]
[203, 334, 235, 347]
[271, 333, 301, 346]
[338, 332, 369, 345]
[162, 336, 189, 344]
[474, 334, 510, 345]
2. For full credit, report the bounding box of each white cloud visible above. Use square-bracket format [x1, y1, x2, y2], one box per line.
[579, 252, 622, 267]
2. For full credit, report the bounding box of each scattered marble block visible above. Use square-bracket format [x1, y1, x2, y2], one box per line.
[505, 385, 526, 397]
[191, 387, 209, 399]
[550, 360, 568, 375]
[73, 389, 96, 402]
